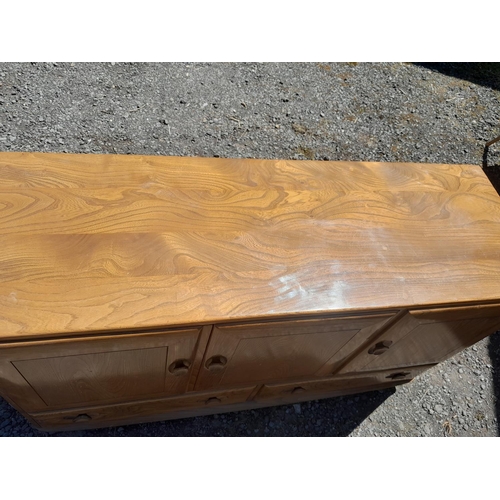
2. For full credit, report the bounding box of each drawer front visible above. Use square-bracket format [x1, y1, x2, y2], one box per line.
[30, 386, 255, 431]
[254, 365, 433, 404]
[195, 313, 395, 391]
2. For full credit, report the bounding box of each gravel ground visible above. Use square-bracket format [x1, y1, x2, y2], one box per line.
[0, 62, 499, 437]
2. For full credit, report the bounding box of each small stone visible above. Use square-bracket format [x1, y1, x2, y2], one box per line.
[435, 404, 444, 413]
[293, 404, 301, 414]
[481, 384, 486, 390]
[0, 420, 9, 430]
[458, 368, 464, 374]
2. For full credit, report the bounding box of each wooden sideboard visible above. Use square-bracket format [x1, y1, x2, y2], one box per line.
[1, 152, 500, 432]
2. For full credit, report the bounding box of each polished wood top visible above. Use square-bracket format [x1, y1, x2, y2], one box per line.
[1, 152, 500, 339]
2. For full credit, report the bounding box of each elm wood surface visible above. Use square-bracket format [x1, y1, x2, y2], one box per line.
[1, 153, 500, 339]
[1, 152, 500, 431]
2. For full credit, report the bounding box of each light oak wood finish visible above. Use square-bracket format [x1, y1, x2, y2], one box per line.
[2, 153, 500, 339]
[0, 152, 500, 431]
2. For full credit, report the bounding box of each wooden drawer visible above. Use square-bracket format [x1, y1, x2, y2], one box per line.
[30, 386, 255, 431]
[254, 365, 434, 404]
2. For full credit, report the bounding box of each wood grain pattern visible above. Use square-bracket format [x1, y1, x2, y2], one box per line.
[1, 152, 500, 339]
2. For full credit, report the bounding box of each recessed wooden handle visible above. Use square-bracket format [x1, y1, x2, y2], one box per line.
[169, 358, 191, 375]
[205, 397, 222, 405]
[368, 340, 393, 355]
[205, 355, 227, 371]
[386, 371, 411, 380]
[72, 414, 92, 423]
[291, 386, 306, 394]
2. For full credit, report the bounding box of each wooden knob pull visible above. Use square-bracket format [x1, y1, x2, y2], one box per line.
[292, 386, 306, 394]
[386, 371, 411, 380]
[205, 355, 227, 371]
[169, 358, 191, 375]
[368, 340, 393, 355]
[72, 414, 91, 423]
[205, 397, 222, 405]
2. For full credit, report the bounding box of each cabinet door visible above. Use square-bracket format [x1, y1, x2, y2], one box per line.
[0, 327, 201, 412]
[338, 304, 500, 374]
[194, 314, 394, 391]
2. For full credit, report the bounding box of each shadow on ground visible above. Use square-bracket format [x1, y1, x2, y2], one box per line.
[60, 388, 396, 437]
[488, 332, 500, 436]
[0, 387, 396, 436]
[414, 63, 500, 91]
[483, 165, 500, 195]
[482, 164, 500, 436]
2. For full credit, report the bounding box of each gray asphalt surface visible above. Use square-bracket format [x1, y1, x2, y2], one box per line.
[0, 62, 499, 436]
